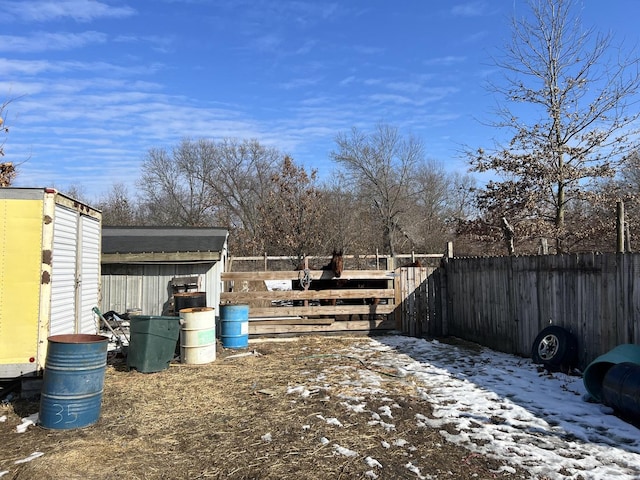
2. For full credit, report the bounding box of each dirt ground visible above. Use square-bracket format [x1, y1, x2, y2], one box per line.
[0, 335, 531, 480]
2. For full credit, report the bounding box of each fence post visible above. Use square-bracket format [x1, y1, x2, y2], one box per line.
[617, 201, 625, 253]
[441, 242, 454, 336]
[387, 255, 395, 270]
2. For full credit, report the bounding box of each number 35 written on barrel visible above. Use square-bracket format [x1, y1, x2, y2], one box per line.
[50, 403, 80, 424]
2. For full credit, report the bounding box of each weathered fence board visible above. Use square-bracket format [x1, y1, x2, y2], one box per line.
[249, 318, 395, 335]
[247, 304, 395, 317]
[221, 288, 394, 302]
[443, 253, 640, 369]
[223, 270, 394, 281]
[394, 266, 435, 336]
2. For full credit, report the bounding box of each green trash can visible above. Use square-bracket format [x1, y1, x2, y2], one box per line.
[127, 315, 180, 373]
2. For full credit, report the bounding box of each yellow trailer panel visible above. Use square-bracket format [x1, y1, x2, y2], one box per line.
[0, 198, 44, 371]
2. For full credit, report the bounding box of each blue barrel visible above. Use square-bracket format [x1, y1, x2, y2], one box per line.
[220, 304, 249, 349]
[602, 362, 640, 423]
[39, 334, 109, 430]
[583, 344, 640, 402]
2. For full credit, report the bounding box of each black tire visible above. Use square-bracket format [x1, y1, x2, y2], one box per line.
[531, 325, 578, 369]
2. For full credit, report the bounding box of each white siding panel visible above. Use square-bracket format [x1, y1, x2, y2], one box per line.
[79, 215, 101, 334]
[101, 265, 144, 315]
[101, 263, 221, 317]
[50, 205, 78, 336]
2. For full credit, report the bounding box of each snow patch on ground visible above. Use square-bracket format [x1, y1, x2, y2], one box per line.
[290, 335, 640, 479]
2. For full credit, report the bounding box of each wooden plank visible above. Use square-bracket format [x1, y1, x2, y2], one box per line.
[102, 251, 221, 264]
[250, 318, 334, 326]
[249, 318, 396, 335]
[221, 288, 395, 302]
[247, 304, 395, 317]
[222, 270, 395, 281]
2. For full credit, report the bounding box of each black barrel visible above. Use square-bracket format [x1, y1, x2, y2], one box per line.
[174, 292, 206, 314]
[601, 362, 640, 423]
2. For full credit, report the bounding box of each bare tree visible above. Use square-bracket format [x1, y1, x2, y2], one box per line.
[63, 184, 90, 203]
[331, 124, 424, 256]
[136, 138, 287, 252]
[468, 0, 640, 253]
[98, 182, 139, 226]
[0, 99, 15, 186]
[411, 161, 474, 253]
[138, 139, 218, 226]
[599, 150, 640, 251]
[199, 138, 281, 255]
[257, 156, 328, 263]
[319, 175, 373, 255]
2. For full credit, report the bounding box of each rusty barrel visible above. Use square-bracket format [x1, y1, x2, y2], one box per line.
[174, 292, 206, 314]
[39, 334, 109, 430]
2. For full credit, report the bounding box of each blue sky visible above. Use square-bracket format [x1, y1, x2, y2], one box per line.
[2, 0, 639, 199]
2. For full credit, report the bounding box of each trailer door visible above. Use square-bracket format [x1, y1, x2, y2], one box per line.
[49, 204, 78, 336]
[78, 215, 101, 334]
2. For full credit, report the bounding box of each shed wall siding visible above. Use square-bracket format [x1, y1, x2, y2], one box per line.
[101, 262, 223, 317]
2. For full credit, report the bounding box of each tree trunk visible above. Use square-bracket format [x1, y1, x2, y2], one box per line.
[501, 216, 515, 255]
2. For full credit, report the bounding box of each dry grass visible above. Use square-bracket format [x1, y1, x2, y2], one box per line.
[1, 336, 528, 479]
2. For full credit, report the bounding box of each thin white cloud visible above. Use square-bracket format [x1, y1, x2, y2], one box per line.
[0, 31, 107, 53]
[451, 2, 488, 17]
[0, 58, 165, 78]
[278, 77, 323, 90]
[451, 1, 487, 17]
[423, 55, 467, 67]
[353, 45, 384, 56]
[386, 81, 424, 94]
[339, 76, 355, 86]
[294, 39, 318, 56]
[369, 93, 414, 106]
[0, 59, 63, 76]
[253, 33, 284, 53]
[3, 0, 136, 22]
[461, 30, 489, 44]
[113, 34, 176, 54]
[369, 85, 459, 107]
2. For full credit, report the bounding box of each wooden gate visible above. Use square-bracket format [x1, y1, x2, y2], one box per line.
[221, 259, 443, 337]
[221, 268, 396, 335]
[393, 264, 444, 338]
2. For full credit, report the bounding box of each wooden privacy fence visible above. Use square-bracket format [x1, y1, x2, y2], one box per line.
[220, 252, 640, 369]
[443, 253, 640, 369]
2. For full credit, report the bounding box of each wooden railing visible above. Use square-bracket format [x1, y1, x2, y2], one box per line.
[221, 252, 447, 336]
[221, 269, 396, 318]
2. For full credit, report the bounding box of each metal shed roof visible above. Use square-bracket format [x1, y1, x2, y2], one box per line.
[102, 226, 228, 264]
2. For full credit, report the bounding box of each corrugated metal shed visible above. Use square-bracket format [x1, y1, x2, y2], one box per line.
[101, 227, 228, 316]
